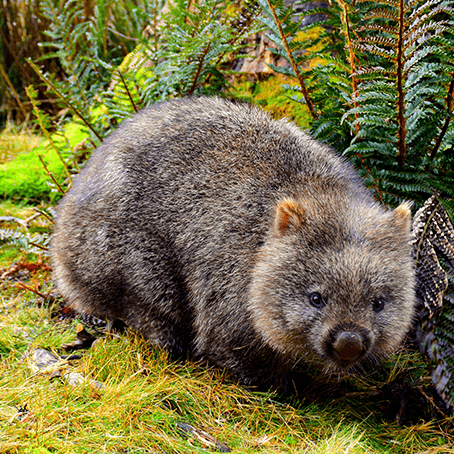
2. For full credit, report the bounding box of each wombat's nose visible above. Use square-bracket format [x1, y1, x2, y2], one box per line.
[332, 331, 363, 362]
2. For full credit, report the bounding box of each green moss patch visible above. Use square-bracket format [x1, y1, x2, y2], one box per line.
[0, 123, 89, 203]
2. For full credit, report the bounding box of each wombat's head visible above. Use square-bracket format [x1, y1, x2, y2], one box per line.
[248, 192, 415, 374]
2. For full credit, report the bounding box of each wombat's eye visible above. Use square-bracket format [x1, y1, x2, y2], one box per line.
[309, 292, 326, 308]
[372, 298, 385, 313]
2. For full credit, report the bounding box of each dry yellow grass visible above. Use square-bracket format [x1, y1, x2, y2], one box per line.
[0, 125, 42, 165]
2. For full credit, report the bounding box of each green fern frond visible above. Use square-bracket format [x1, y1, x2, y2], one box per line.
[257, 0, 318, 117]
[404, 19, 449, 42]
[353, 66, 394, 77]
[266, 63, 295, 76]
[345, 141, 398, 156]
[356, 23, 398, 34]
[0, 228, 51, 256]
[363, 8, 400, 21]
[352, 114, 397, 127]
[351, 42, 396, 60]
[407, 0, 450, 23]
[352, 87, 396, 102]
[357, 36, 398, 48]
[357, 0, 400, 6]
[347, 103, 397, 118]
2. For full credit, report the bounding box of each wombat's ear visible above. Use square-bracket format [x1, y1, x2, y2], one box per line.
[391, 201, 412, 232]
[275, 198, 305, 235]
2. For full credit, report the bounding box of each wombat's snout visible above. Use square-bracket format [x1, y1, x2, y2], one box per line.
[327, 326, 369, 366]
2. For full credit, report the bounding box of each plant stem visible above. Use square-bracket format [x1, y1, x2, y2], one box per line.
[15, 282, 49, 300]
[337, 0, 360, 134]
[118, 70, 138, 112]
[396, 0, 407, 166]
[264, 0, 318, 119]
[38, 154, 66, 195]
[188, 42, 211, 95]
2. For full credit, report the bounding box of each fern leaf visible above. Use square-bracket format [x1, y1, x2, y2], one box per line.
[363, 8, 400, 21]
[357, 0, 400, 6]
[351, 42, 396, 60]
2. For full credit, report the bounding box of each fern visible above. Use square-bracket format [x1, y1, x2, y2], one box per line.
[0, 228, 50, 256]
[258, 0, 454, 215]
[142, 0, 261, 100]
[32, 0, 169, 139]
[257, 0, 318, 118]
[31, 0, 260, 136]
[342, 0, 454, 208]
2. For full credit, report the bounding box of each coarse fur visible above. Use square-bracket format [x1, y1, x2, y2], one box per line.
[51, 97, 415, 392]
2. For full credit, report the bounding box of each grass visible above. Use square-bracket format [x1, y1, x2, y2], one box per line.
[0, 125, 43, 164]
[1, 128, 453, 453]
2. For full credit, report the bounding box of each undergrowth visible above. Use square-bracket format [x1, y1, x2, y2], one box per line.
[260, 0, 454, 214]
[0, 117, 91, 202]
[0, 125, 42, 164]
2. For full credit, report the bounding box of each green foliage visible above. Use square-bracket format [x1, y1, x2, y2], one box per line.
[33, 0, 159, 141]
[97, 0, 260, 126]
[258, 0, 319, 118]
[260, 0, 454, 214]
[0, 228, 50, 256]
[0, 149, 63, 202]
[0, 202, 54, 266]
[149, 0, 242, 98]
[28, 0, 261, 140]
[243, 74, 313, 127]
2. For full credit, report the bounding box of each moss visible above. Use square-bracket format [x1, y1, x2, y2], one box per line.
[0, 122, 89, 203]
[232, 74, 313, 129]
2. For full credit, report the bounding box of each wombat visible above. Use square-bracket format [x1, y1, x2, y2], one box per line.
[51, 96, 415, 391]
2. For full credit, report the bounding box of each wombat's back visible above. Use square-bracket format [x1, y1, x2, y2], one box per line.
[52, 97, 366, 316]
[52, 97, 415, 389]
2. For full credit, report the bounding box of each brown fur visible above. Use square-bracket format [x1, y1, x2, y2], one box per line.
[51, 97, 415, 391]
